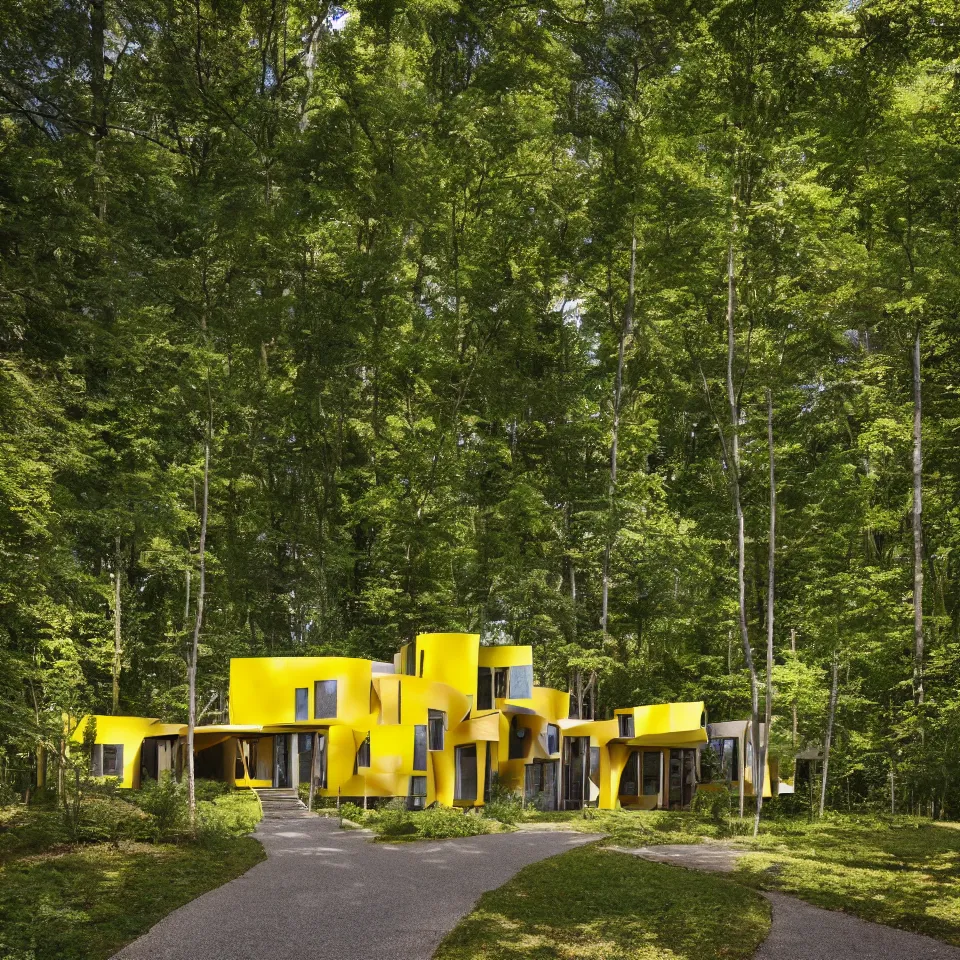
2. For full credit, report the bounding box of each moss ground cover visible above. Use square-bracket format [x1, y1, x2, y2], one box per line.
[0, 790, 264, 960]
[733, 815, 960, 945]
[434, 844, 770, 960]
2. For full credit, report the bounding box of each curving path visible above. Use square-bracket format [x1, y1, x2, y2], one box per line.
[615, 844, 960, 960]
[112, 816, 599, 960]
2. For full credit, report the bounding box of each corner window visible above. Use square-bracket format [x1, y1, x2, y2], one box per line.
[618, 713, 635, 738]
[428, 710, 445, 751]
[314, 679, 337, 718]
[643, 751, 661, 796]
[355, 734, 371, 772]
[546, 723, 560, 755]
[95, 744, 123, 778]
[295, 687, 308, 721]
[509, 665, 533, 699]
[413, 725, 427, 771]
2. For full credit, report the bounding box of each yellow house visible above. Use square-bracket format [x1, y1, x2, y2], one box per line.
[73, 633, 710, 811]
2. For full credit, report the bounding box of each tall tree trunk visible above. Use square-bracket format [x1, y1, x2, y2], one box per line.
[791, 628, 797, 749]
[601, 218, 637, 636]
[820, 656, 839, 817]
[754, 389, 776, 836]
[187, 426, 211, 829]
[912, 328, 924, 706]
[724, 227, 761, 821]
[112, 534, 122, 715]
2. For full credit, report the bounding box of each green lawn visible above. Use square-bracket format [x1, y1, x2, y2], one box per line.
[520, 808, 734, 846]
[733, 816, 960, 946]
[434, 845, 770, 960]
[0, 792, 264, 960]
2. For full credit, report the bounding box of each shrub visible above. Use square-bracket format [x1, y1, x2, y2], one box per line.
[484, 796, 522, 826]
[378, 798, 416, 836]
[76, 795, 153, 844]
[691, 787, 734, 824]
[134, 774, 187, 840]
[337, 802, 370, 825]
[416, 806, 489, 839]
[193, 779, 230, 802]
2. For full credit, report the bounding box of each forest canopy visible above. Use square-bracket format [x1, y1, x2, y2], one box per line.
[1, 0, 958, 813]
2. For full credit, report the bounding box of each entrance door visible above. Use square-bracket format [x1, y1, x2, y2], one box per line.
[562, 736, 590, 809]
[669, 749, 697, 809]
[274, 734, 291, 788]
[140, 738, 158, 783]
[455, 744, 477, 801]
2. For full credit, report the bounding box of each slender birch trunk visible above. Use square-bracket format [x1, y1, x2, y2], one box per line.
[820, 656, 839, 817]
[791, 628, 797, 749]
[112, 535, 122, 715]
[723, 224, 761, 823]
[601, 218, 637, 637]
[912, 329, 924, 706]
[754, 389, 776, 836]
[187, 425, 211, 829]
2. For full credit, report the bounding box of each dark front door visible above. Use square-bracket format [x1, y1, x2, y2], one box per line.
[298, 734, 313, 785]
[455, 744, 477, 801]
[563, 736, 591, 809]
[669, 749, 697, 809]
[140, 738, 159, 783]
[274, 734, 291, 788]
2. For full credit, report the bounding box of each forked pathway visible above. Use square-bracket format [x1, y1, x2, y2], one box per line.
[615, 844, 960, 960]
[113, 815, 599, 960]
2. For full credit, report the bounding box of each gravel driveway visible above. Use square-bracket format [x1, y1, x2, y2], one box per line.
[112, 816, 599, 960]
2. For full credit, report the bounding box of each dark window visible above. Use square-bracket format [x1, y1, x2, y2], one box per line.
[509, 717, 527, 760]
[102, 744, 123, 778]
[618, 713, 635, 738]
[494, 667, 508, 699]
[295, 687, 308, 721]
[314, 680, 337, 718]
[546, 724, 560, 755]
[619, 752, 640, 795]
[509, 664, 533, 699]
[413, 725, 427, 771]
[419, 650, 425, 678]
[643, 751, 661, 796]
[702, 737, 739, 783]
[409, 774, 427, 810]
[428, 710, 445, 751]
[355, 735, 371, 772]
[455, 744, 478, 801]
[477, 668, 493, 710]
[406, 643, 416, 676]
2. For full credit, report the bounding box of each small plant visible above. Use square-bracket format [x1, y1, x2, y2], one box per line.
[378, 797, 415, 836]
[417, 806, 489, 839]
[484, 795, 522, 825]
[337, 801, 368, 826]
[136, 774, 187, 840]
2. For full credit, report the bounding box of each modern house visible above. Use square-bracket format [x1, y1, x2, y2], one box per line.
[73, 632, 711, 811]
[698, 719, 781, 802]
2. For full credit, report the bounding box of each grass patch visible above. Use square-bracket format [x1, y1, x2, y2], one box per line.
[520, 808, 737, 846]
[732, 815, 960, 946]
[0, 791, 264, 960]
[435, 845, 770, 960]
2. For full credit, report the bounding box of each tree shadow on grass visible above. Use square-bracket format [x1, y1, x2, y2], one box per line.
[435, 846, 770, 960]
[0, 838, 264, 960]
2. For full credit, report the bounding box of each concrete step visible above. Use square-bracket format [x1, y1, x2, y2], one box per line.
[253, 787, 308, 818]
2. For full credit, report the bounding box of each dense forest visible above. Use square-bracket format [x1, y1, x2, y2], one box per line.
[2, 0, 959, 813]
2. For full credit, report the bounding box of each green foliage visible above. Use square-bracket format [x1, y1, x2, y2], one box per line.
[414, 807, 491, 840]
[376, 799, 416, 837]
[435, 846, 770, 960]
[132, 775, 186, 840]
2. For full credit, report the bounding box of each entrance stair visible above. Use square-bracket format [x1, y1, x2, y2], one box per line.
[253, 787, 310, 819]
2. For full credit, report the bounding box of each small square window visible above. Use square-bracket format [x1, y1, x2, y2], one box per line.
[618, 713, 635, 738]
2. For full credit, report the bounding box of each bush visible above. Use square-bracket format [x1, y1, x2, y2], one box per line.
[416, 806, 489, 839]
[134, 775, 187, 840]
[337, 802, 370, 825]
[75, 795, 153, 844]
[691, 787, 734, 824]
[378, 798, 416, 836]
[193, 779, 230, 802]
[484, 796, 522, 826]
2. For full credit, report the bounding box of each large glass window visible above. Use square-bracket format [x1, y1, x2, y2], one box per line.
[643, 751, 661, 796]
[509, 665, 533, 699]
[314, 679, 338, 718]
[428, 710, 445, 751]
[413, 725, 427, 771]
[295, 687, 308, 721]
[619, 752, 640, 795]
[703, 737, 740, 783]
